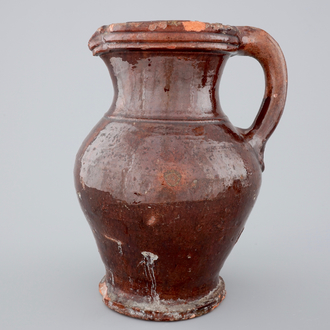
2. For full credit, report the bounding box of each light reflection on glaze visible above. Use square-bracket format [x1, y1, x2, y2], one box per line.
[80, 122, 248, 203]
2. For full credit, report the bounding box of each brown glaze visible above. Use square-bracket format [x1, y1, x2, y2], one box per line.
[74, 20, 287, 321]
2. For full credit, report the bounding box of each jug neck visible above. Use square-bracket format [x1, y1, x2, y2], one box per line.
[101, 51, 229, 121]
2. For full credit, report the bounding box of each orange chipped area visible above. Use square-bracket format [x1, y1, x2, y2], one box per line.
[149, 21, 168, 31]
[182, 21, 206, 32]
[99, 281, 107, 297]
[147, 215, 157, 226]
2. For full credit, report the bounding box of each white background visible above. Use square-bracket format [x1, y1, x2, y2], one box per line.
[1, 0, 329, 329]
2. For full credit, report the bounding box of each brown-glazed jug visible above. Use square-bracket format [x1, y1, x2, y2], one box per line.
[74, 20, 287, 321]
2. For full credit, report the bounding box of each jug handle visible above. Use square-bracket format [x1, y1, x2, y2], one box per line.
[235, 26, 288, 171]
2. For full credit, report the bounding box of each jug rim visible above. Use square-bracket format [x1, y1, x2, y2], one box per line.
[88, 20, 240, 56]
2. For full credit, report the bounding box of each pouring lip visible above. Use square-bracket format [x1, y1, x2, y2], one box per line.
[88, 20, 240, 56]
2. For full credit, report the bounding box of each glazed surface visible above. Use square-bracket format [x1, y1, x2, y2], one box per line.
[76, 116, 261, 297]
[75, 49, 261, 311]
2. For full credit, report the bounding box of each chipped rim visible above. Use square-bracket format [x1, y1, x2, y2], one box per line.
[88, 20, 240, 56]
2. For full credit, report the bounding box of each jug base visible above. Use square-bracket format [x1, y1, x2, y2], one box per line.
[99, 276, 226, 321]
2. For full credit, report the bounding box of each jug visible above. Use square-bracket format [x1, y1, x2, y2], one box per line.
[74, 20, 287, 321]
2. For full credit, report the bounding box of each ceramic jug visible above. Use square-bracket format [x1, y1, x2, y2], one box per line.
[74, 20, 287, 321]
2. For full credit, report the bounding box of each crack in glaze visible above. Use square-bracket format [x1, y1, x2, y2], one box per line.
[104, 234, 123, 255]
